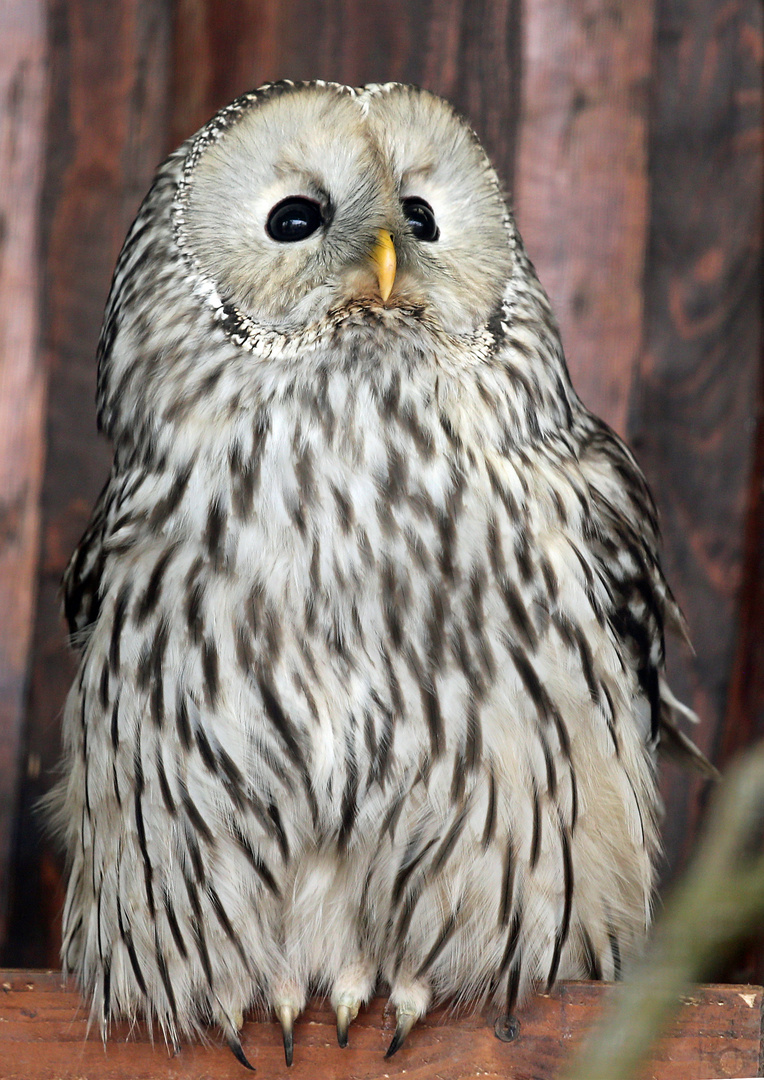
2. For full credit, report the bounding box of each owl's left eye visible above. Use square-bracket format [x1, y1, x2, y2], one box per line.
[266, 197, 323, 242]
[402, 197, 440, 242]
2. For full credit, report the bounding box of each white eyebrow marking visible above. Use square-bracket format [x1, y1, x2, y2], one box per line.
[402, 164, 436, 184]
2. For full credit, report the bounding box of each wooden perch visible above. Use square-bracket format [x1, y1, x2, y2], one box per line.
[0, 972, 761, 1079]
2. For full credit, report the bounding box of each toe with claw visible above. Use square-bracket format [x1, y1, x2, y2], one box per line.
[227, 1033, 256, 1071]
[385, 981, 430, 1059]
[331, 962, 375, 1049]
[219, 1007, 255, 1071]
[277, 1004, 296, 1067]
[335, 1003, 353, 1048]
[334, 996, 361, 1048]
[385, 1005, 420, 1058]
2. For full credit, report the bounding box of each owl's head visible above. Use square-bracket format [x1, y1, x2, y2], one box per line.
[98, 82, 565, 451]
[176, 81, 513, 337]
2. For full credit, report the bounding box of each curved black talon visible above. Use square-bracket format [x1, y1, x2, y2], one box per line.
[336, 1014, 349, 1048]
[384, 1010, 417, 1059]
[384, 1032, 404, 1059]
[278, 1006, 295, 1067]
[227, 1034, 256, 1071]
[283, 1030, 293, 1068]
[336, 1002, 359, 1048]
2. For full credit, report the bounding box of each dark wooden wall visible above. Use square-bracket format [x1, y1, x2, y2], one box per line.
[1, 0, 761, 970]
[0, 1, 49, 954]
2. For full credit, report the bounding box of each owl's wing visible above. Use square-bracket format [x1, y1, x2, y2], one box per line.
[576, 415, 718, 780]
[62, 471, 119, 641]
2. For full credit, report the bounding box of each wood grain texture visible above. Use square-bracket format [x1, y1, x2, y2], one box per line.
[627, 0, 763, 880]
[2, 0, 172, 963]
[723, 375, 764, 761]
[171, 0, 522, 201]
[514, 0, 654, 435]
[0, 1, 48, 945]
[0, 973, 761, 1080]
[718, 370, 764, 985]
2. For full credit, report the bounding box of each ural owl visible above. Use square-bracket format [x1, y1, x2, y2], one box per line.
[54, 80, 705, 1068]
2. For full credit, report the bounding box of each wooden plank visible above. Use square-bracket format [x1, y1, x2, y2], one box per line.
[629, 0, 763, 879]
[2, 0, 172, 964]
[170, 0, 280, 146]
[0, 974, 761, 1080]
[0, 2, 48, 946]
[719, 372, 764, 985]
[170, 0, 522, 203]
[722, 381, 764, 760]
[514, 0, 655, 435]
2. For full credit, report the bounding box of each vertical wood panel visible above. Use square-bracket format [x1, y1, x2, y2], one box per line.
[630, 0, 762, 878]
[719, 350, 764, 985]
[719, 377, 764, 983]
[514, 0, 655, 435]
[0, 2, 47, 944]
[170, 0, 522, 203]
[723, 396, 764, 761]
[3, 0, 172, 964]
[170, 0, 280, 146]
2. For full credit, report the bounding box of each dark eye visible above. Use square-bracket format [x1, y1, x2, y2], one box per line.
[266, 197, 323, 242]
[402, 197, 439, 242]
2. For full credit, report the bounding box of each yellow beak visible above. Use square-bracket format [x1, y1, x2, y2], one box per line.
[370, 229, 396, 302]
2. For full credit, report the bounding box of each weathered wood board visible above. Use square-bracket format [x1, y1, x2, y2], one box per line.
[0, 973, 761, 1079]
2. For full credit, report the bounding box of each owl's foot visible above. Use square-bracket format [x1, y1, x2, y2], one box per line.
[385, 980, 430, 1058]
[331, 961, 375, 1047]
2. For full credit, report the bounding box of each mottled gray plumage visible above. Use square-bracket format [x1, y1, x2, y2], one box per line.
[54, 80, 701, 1066]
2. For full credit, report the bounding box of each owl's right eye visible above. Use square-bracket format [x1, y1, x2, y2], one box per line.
[266, 197, 323, 242]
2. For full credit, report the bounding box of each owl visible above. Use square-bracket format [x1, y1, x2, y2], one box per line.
[53, 80, 707, 1069]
